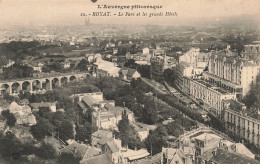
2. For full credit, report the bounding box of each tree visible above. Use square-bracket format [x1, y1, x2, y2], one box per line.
[124, 59, 136, 68]
[57, 152, 80, 164]
[76, 59, 89, 71]
[21, 141, 36, 157]
[30, 118, 53, 141]
[38, 107, 53, 121]
[1, 110, 16, 126]
[118, 110, 131, 146]
[145, 125, 168, 155]
[118, 110, 142, 149]
[0, 132, 22, 160]
[143, 100, 159, 125]
[75, 122, 92, 144]
[6, 113, 16, 126]
[58, 120, 74, 141]
[35, 143, 56, 159]
[52, 111, 66, 130]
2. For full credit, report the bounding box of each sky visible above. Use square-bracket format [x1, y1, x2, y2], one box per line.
[0, 0, 260, 27]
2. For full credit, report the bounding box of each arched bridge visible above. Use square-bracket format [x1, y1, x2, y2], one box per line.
[0, 72, 91, 95]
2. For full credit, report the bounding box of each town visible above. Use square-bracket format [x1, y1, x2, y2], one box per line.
[0, 2, 260, 164]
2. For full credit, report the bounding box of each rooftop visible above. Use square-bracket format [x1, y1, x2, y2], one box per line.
[60, 142, 101, 159]
[207, 148, 259, 164]
[194, 79, 232, 95]
[223, 99, 260, 120]
[80, 153, 112, 164]
[193, 133, 221, 142]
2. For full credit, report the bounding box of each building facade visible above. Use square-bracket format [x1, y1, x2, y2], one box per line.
[223, 100, 260, 148]
[189, 79, 236, 118]
[205, 52, 259, 99]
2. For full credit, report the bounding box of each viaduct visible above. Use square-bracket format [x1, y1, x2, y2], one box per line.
[0, 72, 91, 95]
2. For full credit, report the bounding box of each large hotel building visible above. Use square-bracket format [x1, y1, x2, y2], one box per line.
[179, 47, 260, 148]
[182, 50, 259, 116]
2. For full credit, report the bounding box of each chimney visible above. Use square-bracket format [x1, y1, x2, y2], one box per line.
[126, 145, 128, 151]
[135, 146, 137, 151]
[242, 139, 244, 145]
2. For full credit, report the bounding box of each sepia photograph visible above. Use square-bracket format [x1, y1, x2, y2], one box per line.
[0, 0, 260, 163]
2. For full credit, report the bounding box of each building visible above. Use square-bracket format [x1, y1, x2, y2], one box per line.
[198, 148, 258, 164]
[30, 102, 57, 112]
[189, 79, 236, 117]
[150, 52, 176, 81]
[241, 44, 260, 62]
[85, 53, 101, 63]
[93, 57, 120, 77]
[161, 148, 192, 164]
[175, 48, 209, 89]
[204, 51, 259, 99]
[2, 60, 15, 68]
[30, 63, 44, 72]
[223, 99, 260, 148]
[7, 101, 37, 126]
[77, 92, 115, 112]
[92, 104, 134, 130]
[129, 122, 156, 141]
[62, 61, 71, 69]
[162, 127, 257, 164]
[59, 142, 101, 161]
[118, 67, 141, 82]
[92, 130, 113, 147]
[178, 48, 209, 68]
[175, 62, 195, 89]
[143, 47, 149, 54]
[77, 92, 134, 130]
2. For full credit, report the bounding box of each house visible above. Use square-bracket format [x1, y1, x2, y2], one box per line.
[129, 122, 156, 141]
[92, 130, 113, 147]
[101, 139, 122, 163]
[161, 148, 191, 164]
[63, 61, 71, 69]
[85, 53, 100, 63]
[92, 57, 120, 77]
[7, 101, 37, 126]
[81, 153, 113, 164]
[85, 137, 150, 164]
[30, 102, 57, 112]
[118, 67, 141, 81]
[92, 105, 134, 130]
[199, 148, 259, 164]
[77, 92, 115, 112]
[143, 47, 149, 54]
[2, 60, 15, 68]
[60, 142, 101, 161]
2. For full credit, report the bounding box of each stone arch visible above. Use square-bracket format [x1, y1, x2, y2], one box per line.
[11, 82, 21, 94]
[69, 75, 77, 82]
[1, 83, 11, 95]
[32, 80, 41, 91]
[52, 78, 60, 89]
[42, 79, 51, 90]
[22, 81, 31, 92]
[61, 77, 68, 86]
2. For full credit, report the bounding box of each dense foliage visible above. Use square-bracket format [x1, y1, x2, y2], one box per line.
[118, 110, 143, 149]
[144, 125, 168, 155]
[3, 64, 33, 79]
[1, 110, 16, 126]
